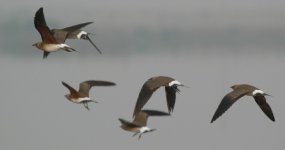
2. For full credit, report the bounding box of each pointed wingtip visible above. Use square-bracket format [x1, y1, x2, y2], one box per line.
[210, 114, 220, 123]
[61, 81, 67, 86]
[35, 7, 44, 20]
[118, 118, 125, 124]
[37, 7, 43, 12]
[108, 82, 116, 86]
[86, 36, 102, 54]
[269, 114, 275, 122]
[167, 107, 174, 114]
[141, 109, 170, 116]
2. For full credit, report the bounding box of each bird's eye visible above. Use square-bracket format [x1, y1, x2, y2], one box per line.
[81, 34, 88, 39]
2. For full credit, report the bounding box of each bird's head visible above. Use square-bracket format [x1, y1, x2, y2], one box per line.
[32, 42, 40, 48]
[81, 33, 88, 40]
[168, 80, 189, 93]
[64, 94, 70, 100]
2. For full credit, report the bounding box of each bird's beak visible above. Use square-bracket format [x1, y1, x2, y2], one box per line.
[32, 43, 36, 46]
[88, 32, 96, 36]
[133, 132, 139, 137]
[150, 128, 157, 132]
[264, 93, 272, 97]
[181, 84, 190, 88]
[91, 100, 99, 103]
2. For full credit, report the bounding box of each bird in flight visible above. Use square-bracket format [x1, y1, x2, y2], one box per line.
[51, 22, 102, 54]
[133, 76, 186, 117]
[62, 80, 116, 110]
[33, 7, 77, 58]
[119, 109, 170, 139]
[211, 84, 275, 123]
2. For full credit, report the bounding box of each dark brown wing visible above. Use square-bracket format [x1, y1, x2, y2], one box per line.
[141, 109, 170, 116]
[133, 84, 155, 118]
[62, 22, 93, 33]
[211, 89, 248, 123]
[78, 80, 116, 96]
[132, 111, 148, 126]
[61, 81, 79, 97]
[133, 110, 170, 126]
[165, 87, 176, 113]
[133, 76, 174, 117]
[254, 95, 275, 122]
[51, 29, 69, 43]
[34, 7, 57, 44]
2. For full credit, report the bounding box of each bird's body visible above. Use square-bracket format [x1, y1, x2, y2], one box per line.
[211, 84, 275, 123]
[34, 43, 71, 52]
[119, 110, 169, 139]
[133, 76, 184, 117]
[119, 118, 149, 134]
[33, 7, 76, 58]
[62, 80, 116, 110]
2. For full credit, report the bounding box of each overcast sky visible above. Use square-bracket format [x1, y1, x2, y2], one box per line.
[0, 0, 284, 150]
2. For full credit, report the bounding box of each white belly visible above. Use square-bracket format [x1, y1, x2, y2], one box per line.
[42, 44, 62, 52]
[72, 97, 91, 103]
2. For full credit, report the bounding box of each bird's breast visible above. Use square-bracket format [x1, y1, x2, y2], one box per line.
[42, 44, 62, 52]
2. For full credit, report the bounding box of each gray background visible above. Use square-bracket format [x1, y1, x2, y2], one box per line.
[0, 0, 284, 149]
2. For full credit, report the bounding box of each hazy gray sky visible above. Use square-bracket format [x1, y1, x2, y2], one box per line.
[0, 0, 284, 150]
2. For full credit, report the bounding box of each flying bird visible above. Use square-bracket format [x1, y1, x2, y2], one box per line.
[119, 109, 170, 139]
[133, 76, 185, 117]
[62, 80, 116, 110]
[51, 22, 102, 54]
[211, 84, 275, 123]
[33, 7, 77, 58]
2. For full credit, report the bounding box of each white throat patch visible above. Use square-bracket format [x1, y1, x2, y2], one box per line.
[168, 80, 182, 86]
[252, 89, 265, 96]
[77, 31, 87, 39]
